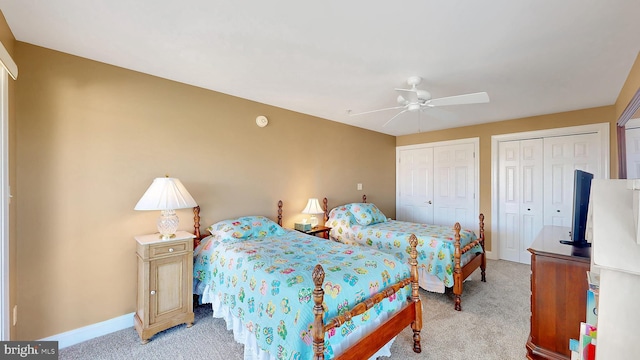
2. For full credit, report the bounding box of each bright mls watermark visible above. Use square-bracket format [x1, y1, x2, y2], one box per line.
[0, 341, 58, 359]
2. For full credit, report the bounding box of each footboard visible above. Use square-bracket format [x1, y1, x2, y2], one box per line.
[312, 234, 422, 359]
[452, 213, 487, 311]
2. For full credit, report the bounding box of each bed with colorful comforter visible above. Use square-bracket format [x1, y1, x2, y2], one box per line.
[325, 202, 486, 311]
[193, 215, 422, 359]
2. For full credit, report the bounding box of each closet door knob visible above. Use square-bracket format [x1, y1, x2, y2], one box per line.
[150, 290, 156, 295]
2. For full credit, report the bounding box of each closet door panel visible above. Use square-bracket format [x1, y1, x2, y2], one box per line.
[433, 143, 476, 230]
[543, 133, 600, 228]
[518, 139, 543, 264]
[498, 141, 522, 262]
[498, 139, 543, 264]
[397, 147, 434, 223]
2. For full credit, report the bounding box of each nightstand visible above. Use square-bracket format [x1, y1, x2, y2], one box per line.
[297, 225, 331, 239]
[134, 231, 195, 344]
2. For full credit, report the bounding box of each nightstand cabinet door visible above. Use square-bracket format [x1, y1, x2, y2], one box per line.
[134, 232, 195, 344]
[149, 252, 191, 325]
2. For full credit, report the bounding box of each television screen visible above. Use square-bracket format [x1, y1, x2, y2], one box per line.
[560, 169, 594, 247]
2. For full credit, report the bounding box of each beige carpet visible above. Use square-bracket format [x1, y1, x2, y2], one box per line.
[60, 259, 530, 359]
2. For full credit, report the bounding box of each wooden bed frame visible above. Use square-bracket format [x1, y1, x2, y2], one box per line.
[324, 195, 487, 311]
[191, 202, 423, 359]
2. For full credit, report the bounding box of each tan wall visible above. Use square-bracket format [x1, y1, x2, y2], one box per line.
[14, 43, 396, 340]
[0, 11, 17, 340]
[615, 52, 640, 121]
[397, 106, 618, 251]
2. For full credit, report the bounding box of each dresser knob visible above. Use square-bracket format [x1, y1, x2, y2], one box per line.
[150, 290, 156, 295]
[168, 248, 174, 252]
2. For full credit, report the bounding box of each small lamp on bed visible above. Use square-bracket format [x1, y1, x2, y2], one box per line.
[302, 198, 324, 228]
[134, 177, 198, 239]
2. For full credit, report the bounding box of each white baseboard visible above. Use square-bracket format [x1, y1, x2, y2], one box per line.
[40, 312, 134, 349]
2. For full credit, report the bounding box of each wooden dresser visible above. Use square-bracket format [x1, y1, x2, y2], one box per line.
[526, 226, 590, 360]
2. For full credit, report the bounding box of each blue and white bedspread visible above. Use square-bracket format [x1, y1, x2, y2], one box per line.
[326, 203, 483, 289]
[193, 216, 412, 360]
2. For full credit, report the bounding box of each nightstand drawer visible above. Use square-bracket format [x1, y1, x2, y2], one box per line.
[149, 242, 189, 258]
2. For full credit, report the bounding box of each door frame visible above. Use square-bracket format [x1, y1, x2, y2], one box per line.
[396, 137, 480, 233]
[491, 123, 610, 260]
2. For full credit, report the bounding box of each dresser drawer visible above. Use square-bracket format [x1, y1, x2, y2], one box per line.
[149, 242, 189, 258]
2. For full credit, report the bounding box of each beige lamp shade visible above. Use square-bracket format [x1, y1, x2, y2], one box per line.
[134, 177, 197, 239]
[302, 198, 324, 228]
[134, 177, 197, 210]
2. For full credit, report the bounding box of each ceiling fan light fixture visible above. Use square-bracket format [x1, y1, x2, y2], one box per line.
[416, 90, 431, 101]
[408, 103, 421, 112]
[396, 95, 408, 105]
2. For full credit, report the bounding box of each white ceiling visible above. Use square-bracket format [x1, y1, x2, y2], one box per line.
[1, 1, 639, 136]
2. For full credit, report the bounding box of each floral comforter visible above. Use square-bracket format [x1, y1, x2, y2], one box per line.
[326, 204, 483, 288]
[193, 222, 412, 360]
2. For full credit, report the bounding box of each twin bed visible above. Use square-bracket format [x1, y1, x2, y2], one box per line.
[192, 202, 422, 359]
[323, 195, 486, 311]
[190, 197, 485, 359]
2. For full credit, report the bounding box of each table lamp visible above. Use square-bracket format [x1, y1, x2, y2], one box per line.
[134, 177, 198, 239]
[301, 198, 324, 228]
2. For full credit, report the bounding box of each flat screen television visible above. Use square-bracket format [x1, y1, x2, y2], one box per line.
[560, 169, 594, 247]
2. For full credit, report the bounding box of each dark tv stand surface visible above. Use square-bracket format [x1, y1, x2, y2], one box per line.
[559, 240, 592, 248]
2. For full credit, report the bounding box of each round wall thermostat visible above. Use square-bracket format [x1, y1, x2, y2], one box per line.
[256, 115, 269, 127]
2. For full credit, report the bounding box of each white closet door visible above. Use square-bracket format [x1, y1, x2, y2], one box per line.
[518, 139, 544, 264]
[626, 126, 640, 179]
[498, 139, 543, 264]
[433, 143, 476, 230]
[397, 147, 434, 224]
[498, 140, 521, 263]
[543, 133, 601, 228]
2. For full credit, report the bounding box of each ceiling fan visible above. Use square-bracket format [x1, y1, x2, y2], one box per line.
[349, 76, 490, 127]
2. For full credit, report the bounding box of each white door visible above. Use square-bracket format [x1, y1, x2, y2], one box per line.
[397, 147, 434, 223]
[397, 140, 477, 231]
[626, 126, 640, 179]
[493, 123, 610, 264]
[498, 140, 521, 263]
[543, 133, 601, 228]
[498, 139, 544, 264]
[432, 143, 476, 230]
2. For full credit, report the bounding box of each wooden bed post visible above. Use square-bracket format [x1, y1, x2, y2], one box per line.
[362, 194, 367, 203]
[312, 265, 326, 360]
[193, 206, 201, 247]
[453, 222, 463, 311]
[479, 213, 487, 282]
[322, 197, 329, 222]
[408, 234, 422, 353]
[277, 200, 283, 226]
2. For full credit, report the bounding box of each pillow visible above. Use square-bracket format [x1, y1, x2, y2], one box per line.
[346, 203, 387, 226]
[325, 206, 357, 227]
[207, 215, 285, 242]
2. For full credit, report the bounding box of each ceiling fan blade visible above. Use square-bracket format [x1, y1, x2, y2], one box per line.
[395, 88, 419, 103]
[428, 92, 490, 107]
[348, 106, 406, 117]
[382, 109, 409, 127]
[421, 106, 458, 122]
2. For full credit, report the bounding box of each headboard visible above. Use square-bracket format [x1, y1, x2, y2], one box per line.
[320, 196, 370, 221]
[191, 200, 286, 248]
